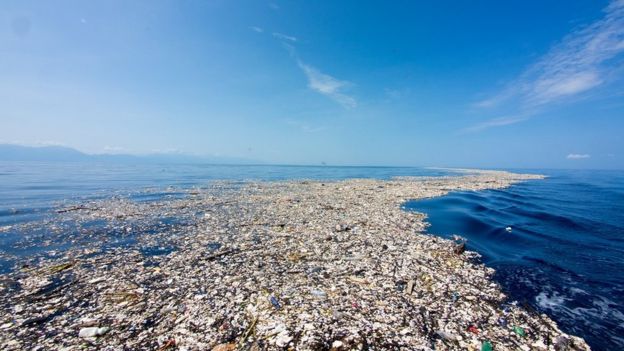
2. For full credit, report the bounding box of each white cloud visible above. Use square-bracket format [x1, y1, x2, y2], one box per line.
[567, 153, 591, 159]
[272, 32, 297, 42]
[250, 26, 263, 33]
[461, 115, 529, 133]
[270, 31, 357, 108]
[531, 71, 603, 103]
[469, 0, 624, 131]
[499, 1, 624, 106]
[297, 61, 357, 108]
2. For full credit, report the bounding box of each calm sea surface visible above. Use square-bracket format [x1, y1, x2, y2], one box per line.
[1, 162, 623, 350]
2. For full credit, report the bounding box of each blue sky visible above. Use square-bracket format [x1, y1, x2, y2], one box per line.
[2, 0, 624, 169]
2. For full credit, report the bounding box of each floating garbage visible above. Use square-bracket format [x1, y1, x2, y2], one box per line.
[436, 330, 460, 342]
[269, 295, 281, 309]
[506, 226, 513, 233]
[481, 340, 493, 351]
[453, 242, 466, 255]
[309, 288, 327, 299]
[406, 280, 415, 294]
[468, 325, 480, 334]
[0, 171, 590, 350]
[78, 326, 110, 338]
[159, 338, 176, 350]
[211, 343, 235, 351]
[395, 280, 407, 291]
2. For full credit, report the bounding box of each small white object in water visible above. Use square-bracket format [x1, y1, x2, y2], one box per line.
[332, 341, 344, 348]
[310, 288, 327, 299]
[505, 226, 512, 233]
[79, 327, 110, 338]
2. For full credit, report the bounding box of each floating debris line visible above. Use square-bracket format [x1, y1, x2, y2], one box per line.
[0, 171, 589, 350]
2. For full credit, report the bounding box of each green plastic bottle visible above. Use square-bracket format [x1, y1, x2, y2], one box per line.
[481, 340, 493, 351]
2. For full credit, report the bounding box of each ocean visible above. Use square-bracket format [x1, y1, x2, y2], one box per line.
[1, 162, 623, 350]
[404, 169, 624, 351]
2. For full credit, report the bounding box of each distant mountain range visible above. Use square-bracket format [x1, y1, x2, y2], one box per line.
[0, 144, 258, 164]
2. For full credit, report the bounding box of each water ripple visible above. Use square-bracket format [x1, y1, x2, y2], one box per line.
[404, 170, 624, 351]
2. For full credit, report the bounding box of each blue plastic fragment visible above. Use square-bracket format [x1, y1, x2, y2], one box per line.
[269, 295, 281, 309]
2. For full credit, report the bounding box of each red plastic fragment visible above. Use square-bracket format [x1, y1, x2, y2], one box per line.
[468, 325, 480, 334]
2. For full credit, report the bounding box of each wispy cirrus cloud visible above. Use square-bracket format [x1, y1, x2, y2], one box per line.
[250, 26, 263, 33]
[468, 0, 624, 131]
[461, 114, 530, 133]
[272, 32, 297, 42]
[269, 30, 356, 108]
[297, 61, 357, 108]
[567, 153, 591, 159]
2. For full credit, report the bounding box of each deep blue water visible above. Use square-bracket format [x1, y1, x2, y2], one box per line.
[404, 169, 624, 351]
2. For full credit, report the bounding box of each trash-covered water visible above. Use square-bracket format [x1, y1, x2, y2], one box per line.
[1, 162, 619, 349]
[0, 161, 455, 273]
[404, 169, 624, 351]
[0, 162, 453, 216]
[2, 169, 571, 350]
[0, 161, 455, 213]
